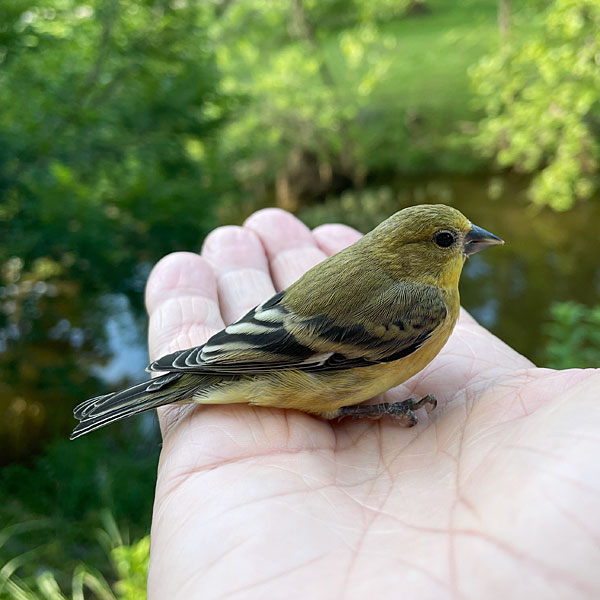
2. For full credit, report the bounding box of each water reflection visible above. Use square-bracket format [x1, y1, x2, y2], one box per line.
[91, 295, 148, 383]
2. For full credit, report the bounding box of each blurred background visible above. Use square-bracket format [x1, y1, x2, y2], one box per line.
[1, 0, 599, 596]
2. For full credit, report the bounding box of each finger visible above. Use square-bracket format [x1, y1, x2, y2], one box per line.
[244, 208, 328, 290]
[201, 225, 276, 325]
[312, 223, 362, 256]
[145, 252, 224, 362]
[146, 252, 226, 437]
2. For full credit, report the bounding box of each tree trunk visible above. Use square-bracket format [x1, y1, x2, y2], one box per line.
[498, 0, 510, 40]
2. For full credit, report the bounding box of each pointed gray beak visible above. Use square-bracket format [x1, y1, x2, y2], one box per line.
[464, 224, 504, 256]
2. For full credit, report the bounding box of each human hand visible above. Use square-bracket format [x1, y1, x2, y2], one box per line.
[145, 209, 600, 600]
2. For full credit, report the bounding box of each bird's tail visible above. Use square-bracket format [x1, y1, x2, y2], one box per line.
[70, 372, 202, 439]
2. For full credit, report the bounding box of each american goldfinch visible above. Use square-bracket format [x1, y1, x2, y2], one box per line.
[71, 204, 503, 439]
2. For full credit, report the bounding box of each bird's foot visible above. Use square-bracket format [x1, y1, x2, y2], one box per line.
[337, 394, 437, 427]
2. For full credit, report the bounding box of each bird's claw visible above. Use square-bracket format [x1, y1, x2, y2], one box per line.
[337, 394, 438, 426]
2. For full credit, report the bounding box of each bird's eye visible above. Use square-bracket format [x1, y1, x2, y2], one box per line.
[433, 230, 456, 248]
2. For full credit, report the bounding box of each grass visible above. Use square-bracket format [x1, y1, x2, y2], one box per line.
[0, 429, 158, 594]
[377, 1, 500, 110]
[319, 0, 534, 173]
[0, 513, 149, 600]
[315, 0, 516, 174]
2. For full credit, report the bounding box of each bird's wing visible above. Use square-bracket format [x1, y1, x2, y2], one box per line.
[147, 284, 447, 375]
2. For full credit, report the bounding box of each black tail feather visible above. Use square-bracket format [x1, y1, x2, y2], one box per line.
[70, 372, 193, 439]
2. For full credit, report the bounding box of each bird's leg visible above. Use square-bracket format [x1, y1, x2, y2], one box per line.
[337, 394, 437, 427]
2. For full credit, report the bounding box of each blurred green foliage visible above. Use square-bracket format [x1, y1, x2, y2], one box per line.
[544, 302, 600, 369]
[1, 515, 150, 599]
[471, 0, 600, 210]
[0, 0, 233, 458]
[111, 536, 148, 600]
[213, 0, 500, 215]
[0, 428, 158, 592]
[300, 187, 397, 232]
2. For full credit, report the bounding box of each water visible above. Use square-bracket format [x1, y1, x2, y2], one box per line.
[106, 174, 599, 370]
[3, 175, 600, 460]
[427, 175, 600, 362]
[301, 173, 600, 362]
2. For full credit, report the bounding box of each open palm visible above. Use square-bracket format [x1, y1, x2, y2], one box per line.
[145, 209, 600, 600]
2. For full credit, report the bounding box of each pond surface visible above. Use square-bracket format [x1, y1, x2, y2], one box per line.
[3, 174, 600, 461]
[300, 173, 600, 363]
[102, 173, 600, 376]
[408, 175, 600, 363]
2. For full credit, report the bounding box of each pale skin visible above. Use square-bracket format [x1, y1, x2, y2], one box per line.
[145, 208, 600, 600]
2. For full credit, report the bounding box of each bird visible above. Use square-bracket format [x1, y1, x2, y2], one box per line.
[70, 204, 503, 439]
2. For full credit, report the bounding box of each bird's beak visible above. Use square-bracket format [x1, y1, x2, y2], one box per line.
[463, 224, 504, 256]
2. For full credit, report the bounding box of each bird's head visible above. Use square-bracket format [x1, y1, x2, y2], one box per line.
[369, 204, 504, 290]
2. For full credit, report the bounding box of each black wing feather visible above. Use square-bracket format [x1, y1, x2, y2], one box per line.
[148, 283, 447, 376]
